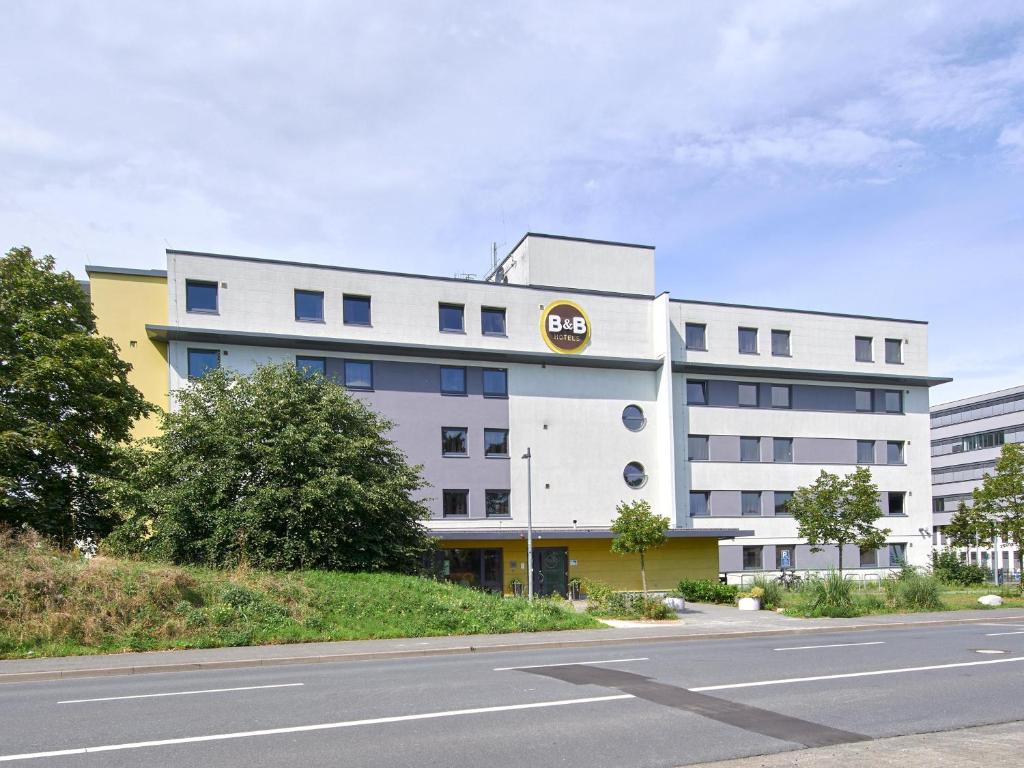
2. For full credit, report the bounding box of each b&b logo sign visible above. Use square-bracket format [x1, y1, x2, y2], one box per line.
[540, 299, 591, 354]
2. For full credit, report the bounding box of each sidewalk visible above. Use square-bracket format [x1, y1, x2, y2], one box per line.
[2, 605, 1022, 684]
[687, 720, 1024, 767]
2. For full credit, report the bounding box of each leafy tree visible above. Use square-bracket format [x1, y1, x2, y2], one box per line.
[0, 246, 151, 545]
[610, 499, 669, 596]
[788, 467, 890, 575]
[947, 442, 1024, 588]
[112, 363, 432, 572]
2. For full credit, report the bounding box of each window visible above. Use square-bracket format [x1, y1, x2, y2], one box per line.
[482, 368, 508, 398]
[343, 360, 373, 389]
[296, 356, 326, 377]
[741, 491, 761, 517]
[185, 280, 218, 313]
[738, 383, 759, 407]
[933, 497, 944, 514]
[622, 405, 646, 431]
[857, 440, 875, 464]
[481, 307, 506, 336]
[742, 546, 763, 570]
[687, 380, 708, 405]
[774, 491, 794, 516]
[771, 329, 790, 357]
[685, 323, 707, 351]
[773, 437, 793, 463]
[855, 389, 874, 412]
[888, 492, 906, 516]
[776, 545, 796, 570]
[623, 462, 647, 489]
[688, 435, 709, 461]
[740, 436, 760, 462]
[439, 303, 465, 332]
[771, 385, 791, 409]
[888, 543, 907, 565]
[343, 295, 371, 326]
[484, 428, 509, 457]
[485, 490, 510, 518]
[885, 338, 902, 364]
[187, 348, 220, 380]
[855, 336, 873, 362]
[442, 427, 468, 456]
[884, 390, 903, 413]
[689, 491, 710, 517]
[859, 546, 878, 567]
[440, 366, 467, 395]
[887, 441, 904, 464]
[738, 327, 758, 354]
[295, 289, 324, 322]
[442, 490, 469, 517]
[961, 430, 1004, 452]
[428, 548, 502, 593]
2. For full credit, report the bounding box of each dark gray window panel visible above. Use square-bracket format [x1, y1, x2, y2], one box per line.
[185, 280, 218, 313]
[709, 434, 740, 462]
[932, 461, 997, 485]
[720, 544, 869, 573]
[855, 389, 874, 412]
[855, 336, 873, 362]
[688, 434, 710, 461]
[699, 380, 898, 414]
[484, 428, 509, 457]
[343, 295, 371, 325]
[885, 338, 902, 364]
[296, 355, 326, 377]
[440, 366, 467, 395]
[442, 427, 468, 456]
[738, 382, 759, 407]
[932, 392, 1024, 428]
[771, 329, 790, 357]
[708, 490, 740, 517]
[738, 327, 758, 354]
[859, 546, 878, 567]
[481, 307, 506, 336]
[740, 436, 760, 462]
[344, 360, 373, 390]
[773, 437, 793, 463]
[482, 368, 508, 398]
[741, 491, 761, 517]
[773, 491, 794, 516]
[685, 323, 707, 351]
[294, 289, 324, 322]
[887, 441, 904, 464]
[884, 390, 903, 413]
[689, 491, 710, 517]
[485, 490, 510, 518]
[857, 440, 875, 464]
[438, 303, 465, 332]
[442, 490, 469, 517]
[771, 384, 791, 408]
[187, 348, 220, 380]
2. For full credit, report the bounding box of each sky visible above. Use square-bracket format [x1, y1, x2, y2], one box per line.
[3, 1, 1023, 403]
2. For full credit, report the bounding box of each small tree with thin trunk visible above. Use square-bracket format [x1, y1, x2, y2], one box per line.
[610, 500, 669, 596]
[947, 442, 1024, 591]
[788, 467, 889, 576]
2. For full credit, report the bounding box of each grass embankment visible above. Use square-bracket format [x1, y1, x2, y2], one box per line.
[0, 536, 599, 659]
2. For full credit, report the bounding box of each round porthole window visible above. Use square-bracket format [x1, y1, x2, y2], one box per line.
[622, 404, 646, 432]
[623, 461, 648, 489]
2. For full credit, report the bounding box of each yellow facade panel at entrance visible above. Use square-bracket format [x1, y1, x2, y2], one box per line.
[440, 537, 720, 595]
[87, 270, 169, 439]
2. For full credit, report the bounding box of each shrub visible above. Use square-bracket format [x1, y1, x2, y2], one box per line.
[676, 579, 739, 604]
[797, 570, 856, 618]
[930, 549, 989, 586]
[883, 570, 945, 611]
[737, 586, 764, 600]
[582, 579, 673, 619]
[751, 576, 783, 610]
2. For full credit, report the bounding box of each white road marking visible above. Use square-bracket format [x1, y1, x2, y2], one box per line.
[975, 650, 1007, 654]
[57, 683, 304, 705]
[689, 656, 1024, 692]
[0, 695, 634, 762]
[773, 641, 884, 651]
[978, 623, 1024, 628]
[985, 631, 1024, 637]
[493, 657, 648, 671]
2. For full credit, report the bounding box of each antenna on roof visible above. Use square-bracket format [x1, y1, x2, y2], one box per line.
[491, 241, 497, 268]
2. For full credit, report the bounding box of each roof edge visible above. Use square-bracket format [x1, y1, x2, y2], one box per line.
[671, 297, 928, 326]
[85, 265, 167, 278]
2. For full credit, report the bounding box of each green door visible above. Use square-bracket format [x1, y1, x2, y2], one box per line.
[533, 548, 568, 597]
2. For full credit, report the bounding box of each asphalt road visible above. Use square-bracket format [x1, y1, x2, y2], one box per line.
[2, 618, 1024, 767]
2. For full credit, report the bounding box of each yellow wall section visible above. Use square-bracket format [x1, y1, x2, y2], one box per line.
[88, 272, 168, 439]
[440, 537, 720, 594]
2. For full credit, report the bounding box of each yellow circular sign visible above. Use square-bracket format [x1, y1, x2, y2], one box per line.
[539, 299, 592, 354]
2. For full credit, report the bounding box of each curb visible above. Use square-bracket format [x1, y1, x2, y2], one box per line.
[3, 613, 1023, 685]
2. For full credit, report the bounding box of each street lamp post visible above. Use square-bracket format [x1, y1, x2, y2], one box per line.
[522, 447, 534, 601]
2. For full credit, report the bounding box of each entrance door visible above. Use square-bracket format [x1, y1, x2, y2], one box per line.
[533, 547, 568, 597]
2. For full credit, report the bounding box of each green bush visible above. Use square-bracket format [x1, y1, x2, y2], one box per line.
[883, 569, 945, 611]
[930, 549, 990, 586]
[751, 576, 783, 610]
[582, 579, 672, 619]
[676, 579, 739, 604]
[797, 570, 856, 617]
